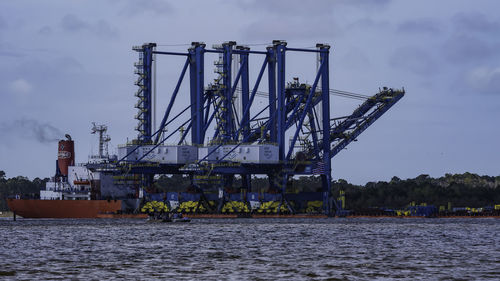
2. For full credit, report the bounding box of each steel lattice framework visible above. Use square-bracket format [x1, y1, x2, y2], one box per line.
[92, 41, 404, 215]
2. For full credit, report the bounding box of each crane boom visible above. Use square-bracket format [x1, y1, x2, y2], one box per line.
[328, 87, 405, 158]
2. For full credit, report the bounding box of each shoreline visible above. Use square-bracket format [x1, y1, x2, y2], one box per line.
[3, 210, 499, 219]
[0, 211, 13, 218]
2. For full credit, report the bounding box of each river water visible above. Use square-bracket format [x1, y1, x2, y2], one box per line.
[0, 218, 498, 280]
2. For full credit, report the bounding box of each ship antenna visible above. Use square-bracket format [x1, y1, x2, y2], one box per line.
[91, 123, 111, 158]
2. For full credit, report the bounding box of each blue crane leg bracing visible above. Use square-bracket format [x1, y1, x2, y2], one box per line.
[222, 42, 235, 141]
[104, 41, 405, 216]
[189, 46, 197, 144]
[286, 58, 325, 160]
[276, 42, 287, 163]
[319, 45, 334, 215]
[188, 42, 206, 145]
[238, 46, 250, 140]
[267, 47, 277, 143]
[195, 43, 205, 144]
[155, 57, 190, 144]
[275, 42, 288, 195]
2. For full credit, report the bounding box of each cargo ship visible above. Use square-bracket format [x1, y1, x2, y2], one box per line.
[7, 124, 141, 218]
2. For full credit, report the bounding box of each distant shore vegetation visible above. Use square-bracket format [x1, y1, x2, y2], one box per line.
[0, 171, 49, 211]
[154, 172, 499, 210]
[1, 170, 499, 211]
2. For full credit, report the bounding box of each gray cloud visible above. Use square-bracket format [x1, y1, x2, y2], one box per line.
[337, 0, 391, 9]
[0, 119, 64, 143]
[0, 42, 25, 58]
[389, 46, 436, 75]
[12, 56, 84, 81]
[9, 78, 32, 94]
[241, 17, 339, 41]
[93, 20, 118, 38]
[237, 0, 344, 41]
[0, 40, 55, 59]
[54, 56, 85, 73]
[452, 12, 500, 34]
[442, 34, 496, 64]
[235, 0, 391, 41]
[60, 14, 119, 38]
[0, 50, 24, 58]
[236, 0, 335, 16]
[465, 66, 500, 95]
[0, 14, 7, 29]
[441, 13, 500, 65]
[338, 47, 371, 70]
[397, 18, 441, 34]
[115, 0, 174, 16]
[61, 14, 87, 31]
[38, 26, 52, 35]
[235, 0, 390, 16]
[346, 18, 390, 31]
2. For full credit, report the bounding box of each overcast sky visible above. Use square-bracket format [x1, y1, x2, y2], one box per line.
[1, 0, 499, 184]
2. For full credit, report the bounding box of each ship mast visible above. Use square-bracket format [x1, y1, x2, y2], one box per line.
[91, 123, 111, 158]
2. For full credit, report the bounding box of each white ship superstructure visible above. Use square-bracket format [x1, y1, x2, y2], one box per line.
[39, 123, 128, 201]
[41, 165, 95, 200]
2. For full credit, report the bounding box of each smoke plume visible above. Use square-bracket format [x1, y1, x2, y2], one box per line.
[0, 119, 64, 143]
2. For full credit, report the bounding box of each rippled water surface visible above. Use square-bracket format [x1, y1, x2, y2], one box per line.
[1, 218, 499, 280]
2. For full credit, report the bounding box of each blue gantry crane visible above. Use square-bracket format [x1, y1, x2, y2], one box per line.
[99, 40, 404, 215]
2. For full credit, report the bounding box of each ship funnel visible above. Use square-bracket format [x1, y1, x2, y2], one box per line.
[57, 136, 75, 177]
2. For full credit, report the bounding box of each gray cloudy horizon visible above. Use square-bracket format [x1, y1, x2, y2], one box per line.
[1, 0, 499, 184]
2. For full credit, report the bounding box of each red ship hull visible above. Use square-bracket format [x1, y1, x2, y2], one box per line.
[7, 199, 122, 218]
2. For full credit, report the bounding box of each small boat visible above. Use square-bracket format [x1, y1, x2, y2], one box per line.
[171, 217, 191, 223]
[147, 214, 191, 223]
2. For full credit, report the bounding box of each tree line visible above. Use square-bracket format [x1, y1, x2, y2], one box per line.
[329, 173, 500, 210]
[155, 172, 500, 209]
[1, 170, 499, 211]
[0, 171, 49, 211]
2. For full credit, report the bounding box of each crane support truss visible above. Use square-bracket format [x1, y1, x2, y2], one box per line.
[91, 41, 405, 216]
[133, 43, 156, 144]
